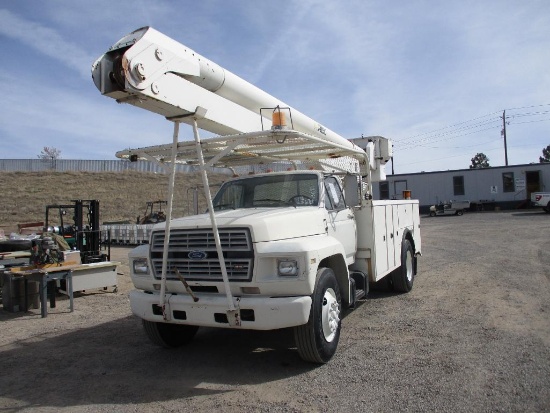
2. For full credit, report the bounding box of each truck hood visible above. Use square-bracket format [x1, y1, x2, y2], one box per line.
[154, 207, 326, 242]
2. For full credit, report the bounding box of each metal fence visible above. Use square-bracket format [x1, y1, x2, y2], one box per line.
[0, 159, 194, 174]
[0, 159, 297, 175]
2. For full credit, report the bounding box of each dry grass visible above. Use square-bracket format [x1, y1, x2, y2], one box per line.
[0, 171, 227, 234]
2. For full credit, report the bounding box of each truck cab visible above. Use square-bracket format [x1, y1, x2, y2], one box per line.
[129, 171, 359, 359]
[131, 170, 355, 300]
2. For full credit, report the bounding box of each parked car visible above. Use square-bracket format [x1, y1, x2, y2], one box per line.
[429, 200, 470, 217]
[531, 192, 550, 213]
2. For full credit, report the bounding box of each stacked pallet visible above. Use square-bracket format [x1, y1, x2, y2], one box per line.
[100, 224, 155, 245]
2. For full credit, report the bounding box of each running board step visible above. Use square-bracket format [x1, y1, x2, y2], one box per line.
[355, 288, 366, 300]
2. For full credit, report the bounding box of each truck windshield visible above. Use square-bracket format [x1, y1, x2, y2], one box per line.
[213, 174, 319, 210]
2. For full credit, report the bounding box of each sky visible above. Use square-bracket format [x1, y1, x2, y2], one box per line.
[0, 0, 549, 174]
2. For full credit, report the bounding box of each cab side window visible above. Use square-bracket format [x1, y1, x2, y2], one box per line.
[324, 177, 346, 211]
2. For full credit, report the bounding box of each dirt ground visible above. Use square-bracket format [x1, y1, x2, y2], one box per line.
[1, 210, 549, 412]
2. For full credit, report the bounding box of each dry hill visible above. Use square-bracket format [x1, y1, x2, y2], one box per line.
[0, 171, 227, 234]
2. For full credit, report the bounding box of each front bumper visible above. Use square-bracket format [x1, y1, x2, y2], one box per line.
[130, 290, 312, 330]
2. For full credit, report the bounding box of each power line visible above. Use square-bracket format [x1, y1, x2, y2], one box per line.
[508, 110, 550, 118]
[394, 125, 501, 151]
[390, 104, 549, 171]
[395, 121, 502, 148]
[511, 118, 550, 125]
[501, 103, 550, 111]
[418, 137, 503, 150]
[398, 145, 507, 167]
[393, 111, 501, 144]
[393, 104, 549, 152]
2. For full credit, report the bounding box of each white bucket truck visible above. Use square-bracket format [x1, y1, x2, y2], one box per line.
[92, 27, 422, 363]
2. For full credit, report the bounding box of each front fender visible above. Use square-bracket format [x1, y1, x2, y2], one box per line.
[254, 234, 348, 295]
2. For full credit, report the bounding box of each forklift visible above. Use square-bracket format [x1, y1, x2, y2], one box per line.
[44, 199, 110, 263]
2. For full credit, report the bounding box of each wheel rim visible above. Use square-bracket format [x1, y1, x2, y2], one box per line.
[405, 250, 413, 282]
[321, 288, 340, 342]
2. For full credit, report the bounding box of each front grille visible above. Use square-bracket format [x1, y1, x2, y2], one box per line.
[150, 228, 253, 282]
[151, 229, 251, 251]
[151, 258, 252, 281]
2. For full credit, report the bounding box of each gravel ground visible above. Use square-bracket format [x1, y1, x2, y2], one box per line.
[1, 210, 549, 412]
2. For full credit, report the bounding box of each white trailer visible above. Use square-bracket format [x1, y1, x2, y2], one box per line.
[92, 27, 422, 363]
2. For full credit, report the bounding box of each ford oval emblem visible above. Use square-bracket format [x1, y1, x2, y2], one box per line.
[188, 250, 208, 260]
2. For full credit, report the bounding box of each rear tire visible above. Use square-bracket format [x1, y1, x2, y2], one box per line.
[429, 211, 436, 217]
[456, 209, 464, 216]
[142, 320, 198, 348]
[391, 239, 415, 293]
[294, 268, 342, 363]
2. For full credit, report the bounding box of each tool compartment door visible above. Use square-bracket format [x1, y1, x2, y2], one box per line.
[353, 200, 420, 282]
[372, 205, 389, 276]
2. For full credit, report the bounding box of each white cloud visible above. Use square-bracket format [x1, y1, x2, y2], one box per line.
[0, 70, 171, 159]
[0, 1, 548, 173]
[0, 9, 95, 78]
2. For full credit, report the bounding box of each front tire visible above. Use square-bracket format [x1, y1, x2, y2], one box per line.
[142, 320, 199, 348]
[391, 239, 415, 293]
[294, 268, 342, 363]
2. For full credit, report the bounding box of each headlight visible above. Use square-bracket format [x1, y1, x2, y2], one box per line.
[132, 258, 149, 275]
[278, 259, 298, 276]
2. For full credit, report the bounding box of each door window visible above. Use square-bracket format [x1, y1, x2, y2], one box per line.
[324, 177, 346, 210]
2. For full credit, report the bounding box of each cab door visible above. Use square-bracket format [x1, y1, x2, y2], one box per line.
[324, 176, 357, 264]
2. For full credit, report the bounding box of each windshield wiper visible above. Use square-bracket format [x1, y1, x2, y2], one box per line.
[213, 203, 236, 210]
[252, 199, 291, 207]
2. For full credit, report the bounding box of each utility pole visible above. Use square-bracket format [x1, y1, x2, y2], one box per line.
[501, 110, 508, 166]
[391, 144, 395, 175]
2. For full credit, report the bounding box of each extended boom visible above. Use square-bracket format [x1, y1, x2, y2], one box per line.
[93, 26, 351, 148]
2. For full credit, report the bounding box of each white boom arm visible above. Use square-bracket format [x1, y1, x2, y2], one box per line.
[92, 26, 392, 179]
[93, 26, 353, 148]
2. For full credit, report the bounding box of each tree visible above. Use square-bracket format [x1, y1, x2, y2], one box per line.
[540, 145, 550, 163]
[38, 146, 62, 160]
[470, 152, 490, 169]
[38, 146, 62, 170]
